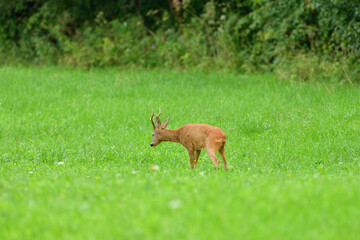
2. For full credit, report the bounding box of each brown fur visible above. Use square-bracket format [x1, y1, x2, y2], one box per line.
[150, 111, 227, 171]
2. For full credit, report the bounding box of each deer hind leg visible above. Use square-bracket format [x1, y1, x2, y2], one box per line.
[207, 150, 220, 170]
[194, 150, 201, 169]
[219, 144, 228, 171]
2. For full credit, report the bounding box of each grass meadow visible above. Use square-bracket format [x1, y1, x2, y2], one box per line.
[1, 66, 360, 239]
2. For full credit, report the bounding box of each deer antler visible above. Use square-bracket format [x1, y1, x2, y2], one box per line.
[150, 109, 155, 129]
[156, 108, 162, 118]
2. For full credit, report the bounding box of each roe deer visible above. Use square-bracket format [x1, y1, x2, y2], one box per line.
[150, 109, 228, 171]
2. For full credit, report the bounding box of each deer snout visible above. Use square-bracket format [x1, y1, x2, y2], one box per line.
[150, 143, 155, 147]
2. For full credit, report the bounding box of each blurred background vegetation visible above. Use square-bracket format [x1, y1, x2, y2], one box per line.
[0, 0, 359, 82]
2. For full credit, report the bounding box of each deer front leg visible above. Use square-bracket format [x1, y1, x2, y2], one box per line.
[187, 150, 196, 169]
[194, 150, 201, 169]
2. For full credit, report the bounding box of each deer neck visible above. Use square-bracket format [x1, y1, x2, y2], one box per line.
[162, 128, 180, 143]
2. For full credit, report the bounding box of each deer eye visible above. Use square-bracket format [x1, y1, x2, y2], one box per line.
[152, 134, 154, 137]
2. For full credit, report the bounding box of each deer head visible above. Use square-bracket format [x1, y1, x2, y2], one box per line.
[150, 108, 170, 147]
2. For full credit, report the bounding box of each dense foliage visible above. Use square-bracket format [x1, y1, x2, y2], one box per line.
[0, 0, 359, 80]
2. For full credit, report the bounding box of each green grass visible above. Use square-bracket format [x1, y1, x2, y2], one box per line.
[1, 66, 360, 239]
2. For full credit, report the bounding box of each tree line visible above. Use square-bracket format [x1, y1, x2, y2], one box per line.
[0, 0, 359, 80]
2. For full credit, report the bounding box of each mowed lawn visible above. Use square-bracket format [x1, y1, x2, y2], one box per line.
[1, 66, 360, 239]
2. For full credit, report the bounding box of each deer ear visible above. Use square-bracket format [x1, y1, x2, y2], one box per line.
[155, 117, 161, 129]
[161, 116, 170, 128]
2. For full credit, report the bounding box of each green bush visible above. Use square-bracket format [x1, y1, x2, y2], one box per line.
[0, 0, 359, 82]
